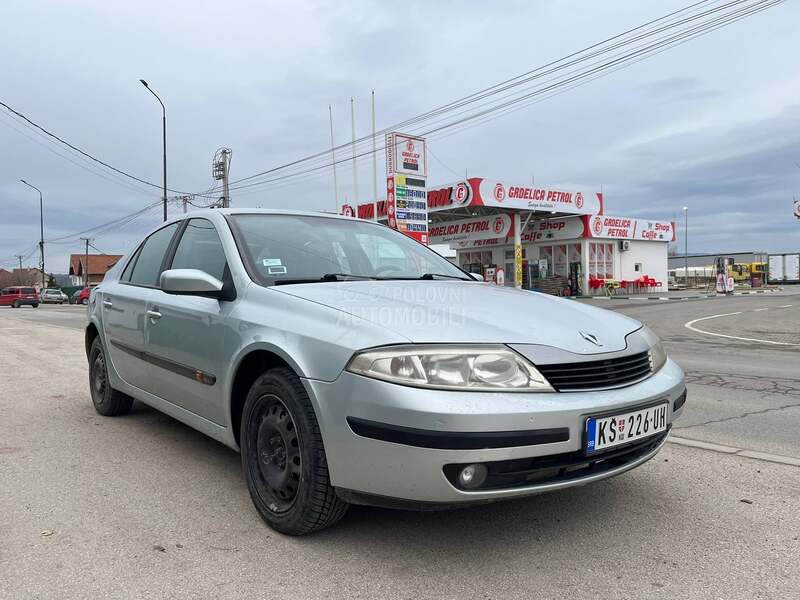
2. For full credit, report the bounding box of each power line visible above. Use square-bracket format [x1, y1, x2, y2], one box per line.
[217, 0, 781, 196]
[216, 0, 782, 197]
[0, 99, 193, 195]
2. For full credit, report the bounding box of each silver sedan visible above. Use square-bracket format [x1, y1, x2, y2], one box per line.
[85, 209, 686, 535]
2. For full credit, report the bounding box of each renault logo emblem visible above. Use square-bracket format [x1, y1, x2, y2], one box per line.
[579, 331, 602, 347]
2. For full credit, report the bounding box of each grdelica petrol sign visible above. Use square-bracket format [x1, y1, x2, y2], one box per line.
[429, 213, 513, 244]
[585, 215, 675, 241]
[427, 178, 602, 216]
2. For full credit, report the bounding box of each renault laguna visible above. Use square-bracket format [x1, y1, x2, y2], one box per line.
[84, 209, 686, 535]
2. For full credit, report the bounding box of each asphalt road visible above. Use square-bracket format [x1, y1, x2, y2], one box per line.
[1, 292, 798, 599]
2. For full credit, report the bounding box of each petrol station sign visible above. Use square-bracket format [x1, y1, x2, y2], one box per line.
[427, 177, 602, 216]
[386, 133, 428, 244]
[585, 215, 676, 241]
[429, 213, 513, 244]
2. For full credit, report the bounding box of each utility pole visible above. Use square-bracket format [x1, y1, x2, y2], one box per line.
[182, 196, 188, 213]
[328, 104, 339, 212]
[213, 148, 232, 208]
[350, 97, 359, 208]
[80, 238, 92, 287]
[14, 255, 24, 284]
[371, 90, 378, 221]
[20, 179, 45, 289]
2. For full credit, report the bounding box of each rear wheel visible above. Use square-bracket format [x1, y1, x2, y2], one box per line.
[12, 301, 18, 308]
[88, 337, 133, 416]
[241, 368, 347, 535]
[81, 298, 89, 305]
[32, 303, 38, 308]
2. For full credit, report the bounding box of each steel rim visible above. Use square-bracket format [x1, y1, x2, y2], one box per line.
[247, 394, 302, 514]
[91, 351, 107, 402]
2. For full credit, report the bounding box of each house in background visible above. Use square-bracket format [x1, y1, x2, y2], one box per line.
[0, 267, 47, 289]
[69, 254, 123, 286]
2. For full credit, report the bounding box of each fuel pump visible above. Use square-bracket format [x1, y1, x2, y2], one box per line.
[715, 256, 735, 294]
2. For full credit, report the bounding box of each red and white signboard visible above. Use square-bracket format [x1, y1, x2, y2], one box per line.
[450, 216, 585, 248]
[427, 178, 602, 216]
[429, 213, 513, 244]
[585, 215, 675, 241]
[339, 204, 355, 217]
[386, 133, 427, 177]
[794, 200, 800, 219]
[385, 132, 429, 244]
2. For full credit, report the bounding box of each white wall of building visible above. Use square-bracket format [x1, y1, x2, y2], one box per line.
[618, 240, 668, 285]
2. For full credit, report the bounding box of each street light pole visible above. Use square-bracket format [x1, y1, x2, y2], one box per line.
[140, 79, 167, 222]
[20, 179, 45, 289]
[682, 206, 689, 288]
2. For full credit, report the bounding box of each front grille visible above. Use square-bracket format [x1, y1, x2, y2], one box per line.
[537, 351, 652, 392]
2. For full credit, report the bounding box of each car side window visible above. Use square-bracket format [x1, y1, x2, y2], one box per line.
[169, 218, 227, 281]
[120, 246, 142, 282]
[128, 222, 180, 287]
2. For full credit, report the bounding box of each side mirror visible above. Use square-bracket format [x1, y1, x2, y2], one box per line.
[469, 272, 485, 281]
[160, 269, 223, 297]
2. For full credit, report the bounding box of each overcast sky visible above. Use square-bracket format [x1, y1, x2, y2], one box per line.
[1, 0, 798, 274]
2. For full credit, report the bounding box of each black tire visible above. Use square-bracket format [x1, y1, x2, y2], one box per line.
[81, 298, 89, 305]
[241, 368, 348, 535]
[32, 303, 38, 308]
[88, 337, 134, 416]
[12, 301, 18, 309]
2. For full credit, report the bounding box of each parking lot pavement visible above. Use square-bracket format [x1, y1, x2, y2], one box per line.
[0, 302, 87, 330]
[594, 288, 800, 459]
[1, 296, 799, 599]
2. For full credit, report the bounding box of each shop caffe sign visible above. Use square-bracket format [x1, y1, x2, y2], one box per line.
[429, 213, 513, 244]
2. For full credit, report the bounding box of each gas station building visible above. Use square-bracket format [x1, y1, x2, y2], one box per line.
[356, 175, 675, 296]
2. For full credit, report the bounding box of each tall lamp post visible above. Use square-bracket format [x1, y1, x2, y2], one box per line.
[20, 179, 45, 289]
[682, 206, 689, 288]
[139, 79, 167, 222]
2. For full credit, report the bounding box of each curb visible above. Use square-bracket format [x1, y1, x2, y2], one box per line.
[585, 289, 780, 301]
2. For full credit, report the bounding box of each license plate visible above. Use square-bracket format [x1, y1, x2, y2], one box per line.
[585, 403, 668, 454]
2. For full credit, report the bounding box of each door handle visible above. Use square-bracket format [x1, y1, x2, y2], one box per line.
[146, 309, 162, 320]
[103, 299, 113, 307]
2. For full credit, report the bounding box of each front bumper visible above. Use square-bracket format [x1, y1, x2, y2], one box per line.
[304, 357, 686, 504]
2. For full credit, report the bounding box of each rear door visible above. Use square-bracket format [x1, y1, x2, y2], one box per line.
[0, 288, 11, 306]
[101, 222, 181, 391]
[144, 218, 232, 424]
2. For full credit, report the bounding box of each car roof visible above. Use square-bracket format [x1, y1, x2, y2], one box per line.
[178, 207, 375, 223]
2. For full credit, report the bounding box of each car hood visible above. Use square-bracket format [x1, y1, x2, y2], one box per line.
[274, 281, 641, 354]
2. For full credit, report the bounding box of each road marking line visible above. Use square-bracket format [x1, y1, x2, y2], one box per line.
[684, 312, 800, 346]
[669, 436, 800, 467]
[753, 308, 768, 312]
[779, 304, 794, 308]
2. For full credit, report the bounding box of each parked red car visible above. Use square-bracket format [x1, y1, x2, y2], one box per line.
[0, 287, 40, 308]
[75, 288, 89, 304]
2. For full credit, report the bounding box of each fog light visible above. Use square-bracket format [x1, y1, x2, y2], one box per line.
[458, 463, 488, 489]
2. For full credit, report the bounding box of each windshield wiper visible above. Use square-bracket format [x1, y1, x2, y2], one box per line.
[273, 273, 379, 286]
[419, 273, 471, 281]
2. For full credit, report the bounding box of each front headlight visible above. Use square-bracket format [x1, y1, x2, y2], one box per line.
[639, 326, 667, 373]
[346, 344, 554, 392]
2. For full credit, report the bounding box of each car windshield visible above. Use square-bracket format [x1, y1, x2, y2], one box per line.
[229, 214, 469, 285]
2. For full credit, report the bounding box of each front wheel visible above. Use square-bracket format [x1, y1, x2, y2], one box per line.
[241, 368, 348, 535]
[88, 337, 134, 416]
[11, 302, 18, 308]
[81, 298, 89, 305]
[32, 303, 38, 308]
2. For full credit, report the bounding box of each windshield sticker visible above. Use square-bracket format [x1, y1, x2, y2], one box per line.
[261, 258, 283, 267]
[267, 265, 288, 275]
